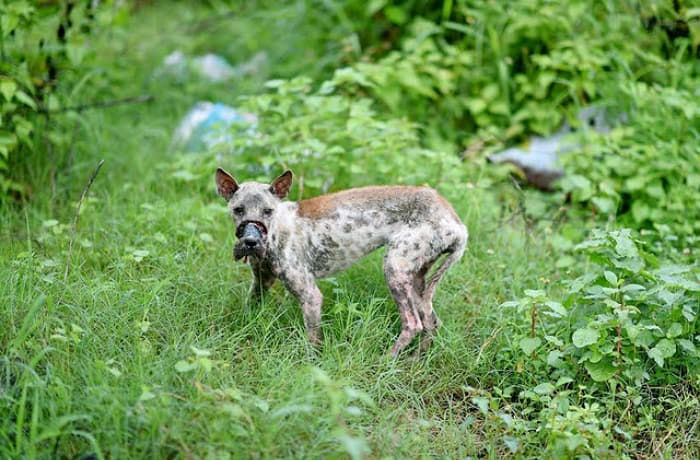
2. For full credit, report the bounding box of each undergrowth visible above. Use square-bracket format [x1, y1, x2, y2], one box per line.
[1, 1, 698, 458]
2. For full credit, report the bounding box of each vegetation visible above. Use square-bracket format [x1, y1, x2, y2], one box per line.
[1, 0, 698, 458]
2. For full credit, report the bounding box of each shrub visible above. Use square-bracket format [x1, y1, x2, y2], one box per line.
[0, 1, 125, 199]
[559, 82, 700, 238]
[216, 74, 464, 195]
[502, 229, 699, 388]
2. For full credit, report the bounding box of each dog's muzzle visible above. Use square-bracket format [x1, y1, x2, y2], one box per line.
[234, 221, 267, 261]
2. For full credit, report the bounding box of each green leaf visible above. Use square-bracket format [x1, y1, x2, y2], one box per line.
[519, 337, 541, 355]
[332, 67, 373, 88]
[9, 1, 34, 18]
[254, 398, 269, 413]
[653, 339, 676, 359]
[567, 273, 597, 293]
[0, 79, 17, 101]
[384, 5, 408, 24]
[624, 175, 649, 191]
[471, 396, 490, 415]
[1, 13, 19, 36]
[131, 249, 149, 262]
[547, 350, 563, 367]
[572, 328, 599, 348]
[138, 388, 156, 401]
[562, 174, 593, 201]
[366, 0, 388, 16]
[174, 360, 197, 373]
[503, 436, 519, 454]
[678, 339, 698, 356]
[264, 79, 285, 88]
[47, 94, 60, 111]
[190, 346, 211, 357]
[584, 359, 617, 382]
[0, 132, 17, 158]
[556, 376, 574, 387]
[533, 382, 555, 395]
[524, 289, 546, 299]
[666, 323, 683, 339]
[198, 357, 213, 372]
[592, 196, 616, 214]
[631, 201, 650, 223]
[647, 348, 664, 367]
[621, 284, 645, 293]
[610, 230, 639, 258]
[544, 301, 567, 317]
[500, 300, 520, 308]
[467, 98, 487, 114]
[14, 90, 37, 110]
[604, 271, 617, 286]
[66, 39, 87, 66]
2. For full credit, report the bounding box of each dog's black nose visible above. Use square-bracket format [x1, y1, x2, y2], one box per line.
[243, 238, 259, 248]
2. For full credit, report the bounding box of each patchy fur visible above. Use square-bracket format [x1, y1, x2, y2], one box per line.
[215, 168, 468, 356]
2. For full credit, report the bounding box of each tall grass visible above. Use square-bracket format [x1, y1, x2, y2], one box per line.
[1, 1, 697, 458]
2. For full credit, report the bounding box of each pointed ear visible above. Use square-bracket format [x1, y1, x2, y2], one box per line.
[270, 170, 293, 199]
[215, 167, 238, 200]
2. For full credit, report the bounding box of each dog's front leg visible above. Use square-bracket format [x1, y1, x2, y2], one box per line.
[248, 259, 276, 302]
[280, 270, 323, 346]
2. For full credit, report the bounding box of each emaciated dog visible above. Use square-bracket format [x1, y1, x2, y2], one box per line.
[215, 168, 467, 355]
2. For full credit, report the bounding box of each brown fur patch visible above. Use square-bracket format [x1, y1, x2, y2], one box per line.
[436, 194, 460, 220]
[297, 186, 430, 219]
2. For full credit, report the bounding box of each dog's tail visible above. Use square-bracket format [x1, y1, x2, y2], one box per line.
[423, 225, 467, 300]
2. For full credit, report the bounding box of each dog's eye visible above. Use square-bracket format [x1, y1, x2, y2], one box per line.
[233, 206, 244, 215]
[263, 208, 273, 217]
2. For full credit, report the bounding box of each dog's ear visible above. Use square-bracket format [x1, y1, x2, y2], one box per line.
[270, 170, 293, 199]
[215, 167, 239, 200]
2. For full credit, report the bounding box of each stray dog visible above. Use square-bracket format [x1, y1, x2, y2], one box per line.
[215, 168, 467, 355]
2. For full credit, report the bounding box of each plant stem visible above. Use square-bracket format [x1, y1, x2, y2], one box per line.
[63, 159, 105, 285]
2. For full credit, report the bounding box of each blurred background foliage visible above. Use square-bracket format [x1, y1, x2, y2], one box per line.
[2, 0, 698, 237]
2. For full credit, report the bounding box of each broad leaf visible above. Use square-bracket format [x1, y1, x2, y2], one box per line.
[572, 328, 599, 348]
[519, 337, 541, 355]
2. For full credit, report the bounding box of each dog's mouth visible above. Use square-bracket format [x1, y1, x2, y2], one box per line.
[234, 220, 268, 261]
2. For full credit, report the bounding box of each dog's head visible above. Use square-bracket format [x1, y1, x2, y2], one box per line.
[215, 168, 293, 261]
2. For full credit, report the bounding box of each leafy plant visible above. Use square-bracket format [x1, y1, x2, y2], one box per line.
[559, 82, 700, 239]
[332, 1, 692, 149]
[0, 0, 126, 198]
[215, 74, 463, 196]
[503, 229, 699, 387]
[0, 0, 40, 196]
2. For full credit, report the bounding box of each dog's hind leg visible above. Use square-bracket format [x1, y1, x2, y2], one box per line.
[414, 225, 468, 353]
[384, 245, 424, 356]
[422, 227, 467, 304]
[412, 258, 441, 354]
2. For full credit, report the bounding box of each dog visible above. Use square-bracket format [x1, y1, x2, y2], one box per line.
[215, 168, 467, 355]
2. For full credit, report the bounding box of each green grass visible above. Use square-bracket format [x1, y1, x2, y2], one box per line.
[1, 1, 698, 458]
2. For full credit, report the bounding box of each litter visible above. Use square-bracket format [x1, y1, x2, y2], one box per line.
[191, 54, 236, 82]
[156, 51, 267, 83]
[488, 106, 626, 189]
[172, 102, 257, 152]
